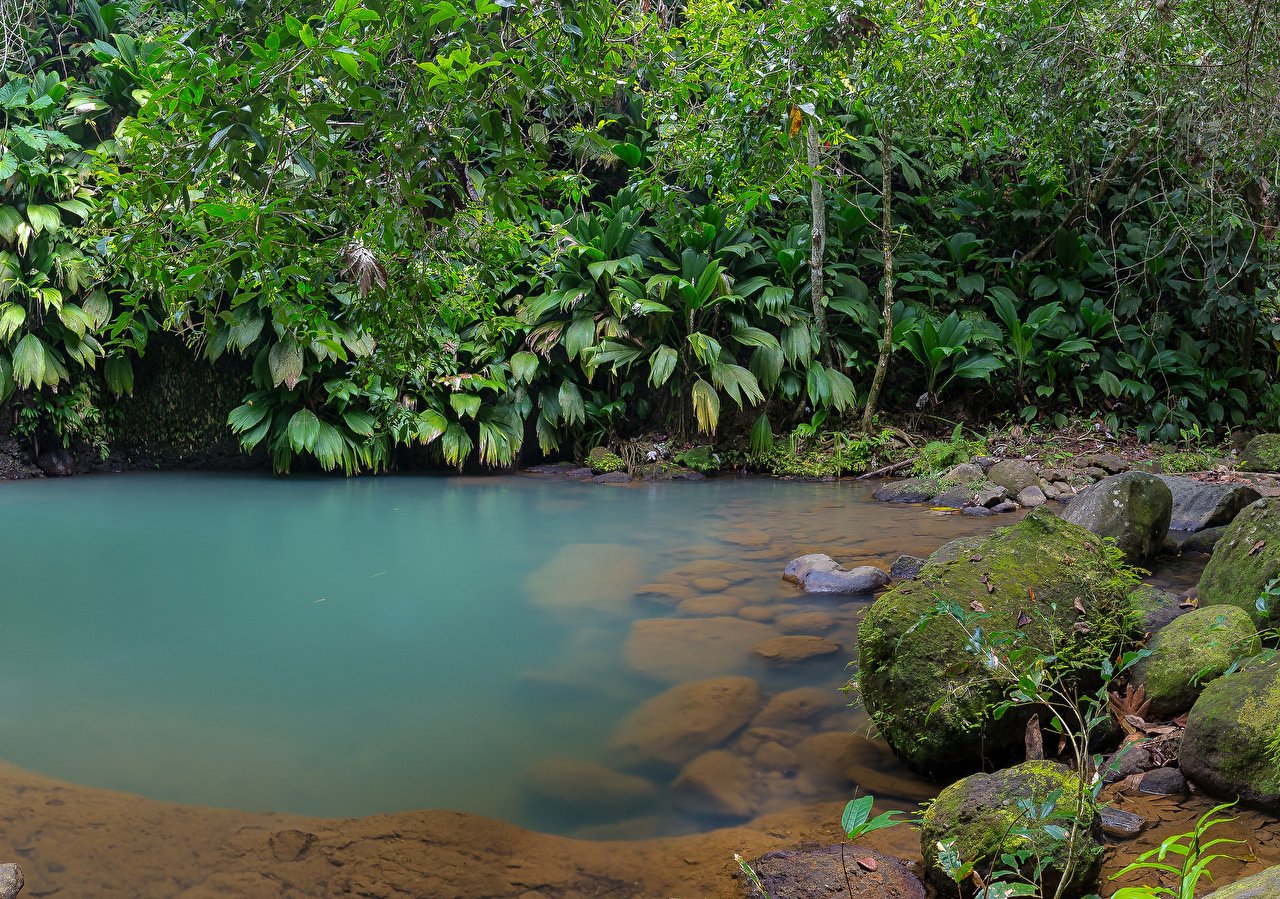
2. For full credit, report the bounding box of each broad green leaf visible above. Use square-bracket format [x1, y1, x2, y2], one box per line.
[558, 381, 585, 426]
[510, 351, 539, 383]
[0, 302, 25, 340]
[11, 332, 47, 388]
[749, 412, 774, 457]
[0, 206, 22, 242]
[287, 408, 322, 451]
[26, 204, 62, 235]
[441, 421, 473, 469]
[450, 392, 481, 418]
[342, 408, 376, 437]
[227, 399, 270, 432]
[649, 345, 678, 387]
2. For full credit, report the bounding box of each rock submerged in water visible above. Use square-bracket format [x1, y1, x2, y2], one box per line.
[1181, 658, 1280, 813]
[752, 635, 840, 664]
[1130, 604, 1259, 717]
[1204, 864, 1280, 898]
[746, 845, 928, 899]
[623, 617, 777, 682]
[672, 750, 752, 818]
[858, 509, 1140, 777]
[523, 758, 656, 812]
[1062, 470, 1172, 561]
[608, 676, 760, 768]
[1197, 498, 1280, 628]
[920, 761, 1104, 899]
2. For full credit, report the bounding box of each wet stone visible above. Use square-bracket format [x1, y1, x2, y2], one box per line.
[1139, 767, 1188, 796]
[752, 635, 841, 665]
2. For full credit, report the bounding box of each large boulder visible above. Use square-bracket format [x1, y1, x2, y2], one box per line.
[1062, 471, 1172, 561]
[1198, 498, 1280, 628]
[1204, 865, 1280, 899]
[987, 459, 1039, 495]
[609, 676, 760, 767]
[1156, 475, 1260, 532]
[1181, 658, 1280, 812]
[858, 510, 1140, 777]
[920, 761, 1104, 899]
[1241, 434, 1280, 472]
[1130, 605, 1259, 717]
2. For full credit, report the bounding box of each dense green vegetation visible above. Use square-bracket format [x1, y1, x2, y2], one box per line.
[2, 0, 1277, 472]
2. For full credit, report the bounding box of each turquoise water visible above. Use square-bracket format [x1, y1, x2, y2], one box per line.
[0, 472, 1000, 836]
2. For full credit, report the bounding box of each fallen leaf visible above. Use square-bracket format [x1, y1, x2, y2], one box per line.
[1074, 597, 1086, 614]
[1179, 597, 1199, 609]
[970, 600, 987, 613]
[1028, 587, 1037, 602]
[1073, 620, 1092, 634]
[1017, 610, 1031, 627]
[970, 554, 984, 562]
[1249, 539, 1266, 556]
[857, 857, 879, 872]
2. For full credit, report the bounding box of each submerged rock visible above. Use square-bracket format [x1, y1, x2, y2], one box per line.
[746, 845, 928, 899]
[1197, 498, 1280, 627]
[609, 676, 760, 767]
[752, 687, 840, 727]
[858, 509, 1139, 777]
[1062, 471, 1172, 561]
[1131, 605, 1259, 717]
[782, 553, 841, 584]
[1181, 658, 1280, 812]
[623, 617, 777, 682]
[1204, 864, 1280, 898]
[920, 761, 1104, 899]
[672, 750, 752, 818]
[752, 635, 840, 664]
[1157, 475, 1260, 532]
[525, 543, 644, 613]
[524, 758, 656, 812]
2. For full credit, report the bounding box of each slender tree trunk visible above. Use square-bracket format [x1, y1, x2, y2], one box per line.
[807, 120, 832, 366]
[861, 126, 895, 433]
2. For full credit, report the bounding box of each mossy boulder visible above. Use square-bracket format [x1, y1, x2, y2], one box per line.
[987, 459, 1039, 495]
[1131, 605, 1259, 717]
[920, 761, 1104, 899]
[857, 509, 1139, 777]
[1204, 864, 1280, 898]
[587, 447, 626, 474]
[1181, 658, 1280, 812]
[1198, 498, 1280, 628]
[674, 445, 720, 473]
[1241, 434, 1280, 472]
[1062, 471, 1172, 561]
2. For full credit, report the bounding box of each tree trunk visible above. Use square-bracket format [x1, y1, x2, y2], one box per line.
[807, 120, 832, 366]
[861, 126, 895, 433]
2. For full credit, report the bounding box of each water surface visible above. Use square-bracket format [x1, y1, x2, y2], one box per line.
[0, 472, 1005, 836]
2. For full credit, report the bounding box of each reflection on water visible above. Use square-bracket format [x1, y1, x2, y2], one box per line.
[2, 472, 1010, 838]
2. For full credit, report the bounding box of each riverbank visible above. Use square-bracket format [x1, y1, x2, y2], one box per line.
[1, 758, 1277, 898]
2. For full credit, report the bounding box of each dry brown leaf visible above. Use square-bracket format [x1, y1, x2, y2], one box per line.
[1017, 609, 1031, 628]
[1073, 597, 1086, 614]
[1249, 539, 1266, 555]
[857, 857, 878, 872]
[971, 600, 987, 613]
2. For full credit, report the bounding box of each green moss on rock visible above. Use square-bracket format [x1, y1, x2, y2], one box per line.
[587, 447, 626, 474]
[857, 509, 1140, 778]
[1131, 605, 1259, 717]
[920, 760, 1104, 899]
[674, 445, 720, 473]
[1197, 498, 1280, 628]
[1181, 658, 1280, 813]
[1241, 434, 1280, 472]
[1204, 864, 1280, 898]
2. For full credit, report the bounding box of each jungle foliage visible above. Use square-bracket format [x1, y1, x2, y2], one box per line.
[1, 0, 1277, 471]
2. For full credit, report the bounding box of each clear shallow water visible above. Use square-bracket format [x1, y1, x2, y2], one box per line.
[0, 472, 1005, 837]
